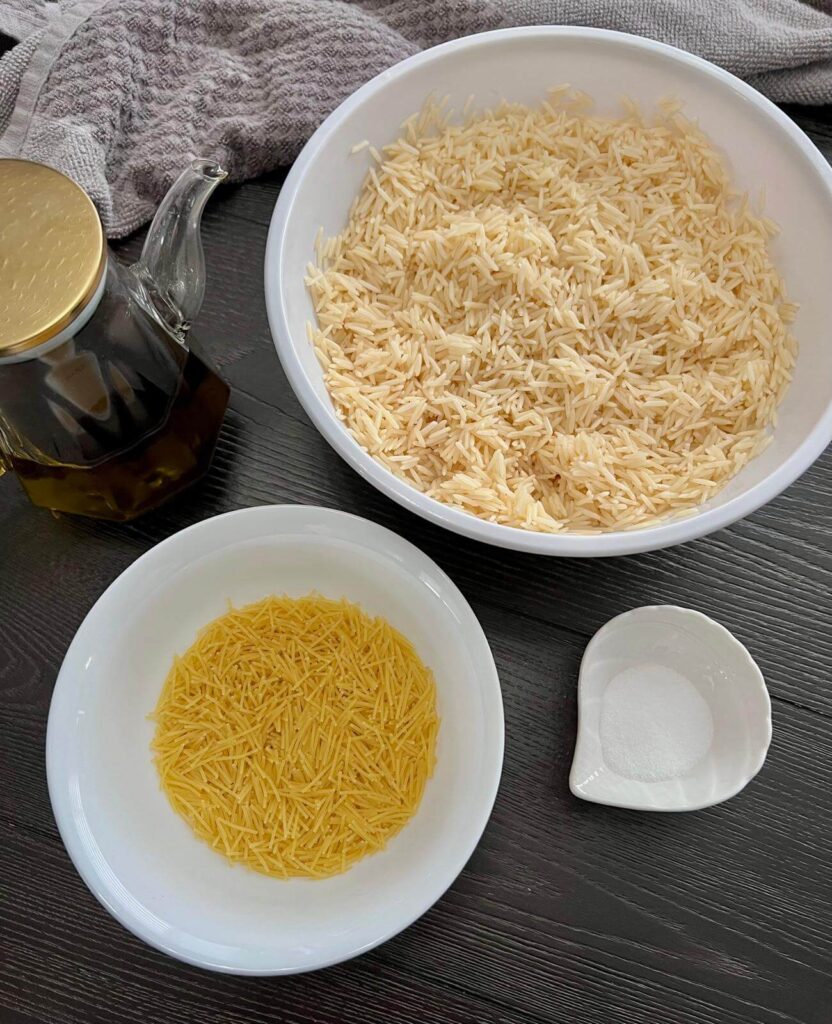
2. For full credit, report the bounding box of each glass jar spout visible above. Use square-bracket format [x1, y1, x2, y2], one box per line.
[132, 158, 228, 338]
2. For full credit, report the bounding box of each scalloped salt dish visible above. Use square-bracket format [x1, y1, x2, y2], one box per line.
[569, 606, 771, 812]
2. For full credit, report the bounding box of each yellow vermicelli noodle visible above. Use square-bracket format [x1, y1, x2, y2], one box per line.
[151, 595, 439, 879]
[307, 92, 798, 533]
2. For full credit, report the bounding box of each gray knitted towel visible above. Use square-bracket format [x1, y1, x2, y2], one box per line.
[1, 0, 831, 237]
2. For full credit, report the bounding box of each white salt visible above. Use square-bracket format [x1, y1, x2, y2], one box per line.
[599, 663, 714, 783]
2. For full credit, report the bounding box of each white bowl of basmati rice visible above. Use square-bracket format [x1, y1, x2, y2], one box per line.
[265, 27, 832, 556]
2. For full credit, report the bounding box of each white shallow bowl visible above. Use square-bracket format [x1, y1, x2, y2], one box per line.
[265, 26, 832, 557]
[46, 505, 503, 974]
[569, 606, 771, 811]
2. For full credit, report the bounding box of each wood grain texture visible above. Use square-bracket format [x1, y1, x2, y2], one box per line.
[1, 92, 831, 1024]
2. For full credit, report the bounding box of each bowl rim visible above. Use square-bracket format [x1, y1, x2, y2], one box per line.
[265, 25, 832, 556]
[46, 504, 505, 974]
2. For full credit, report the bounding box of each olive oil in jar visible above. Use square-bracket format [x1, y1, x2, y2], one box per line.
[8, 347, 228, 520]
[0, 157, 230, 520]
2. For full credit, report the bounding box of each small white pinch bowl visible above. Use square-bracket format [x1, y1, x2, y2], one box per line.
[46, 505, 504, 974]
[569, 606, 771, 812]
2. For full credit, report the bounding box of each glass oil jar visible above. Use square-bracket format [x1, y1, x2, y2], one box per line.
[0, 158, 230, 520]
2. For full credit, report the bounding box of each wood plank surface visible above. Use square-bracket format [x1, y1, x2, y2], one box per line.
[1, 71, 830, 1024]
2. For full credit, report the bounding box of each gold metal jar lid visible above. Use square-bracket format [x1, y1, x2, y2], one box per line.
[0, 159, 106, 356]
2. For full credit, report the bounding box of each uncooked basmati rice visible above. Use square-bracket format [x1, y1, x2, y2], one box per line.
[306, 92, 797, 533]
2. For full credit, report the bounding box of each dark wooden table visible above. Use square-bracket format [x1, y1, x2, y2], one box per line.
[3, 92, 831, 1024]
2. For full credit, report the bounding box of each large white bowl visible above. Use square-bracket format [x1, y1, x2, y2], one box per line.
[46, 506, 503, 974]
[265, 27, 832, 557]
